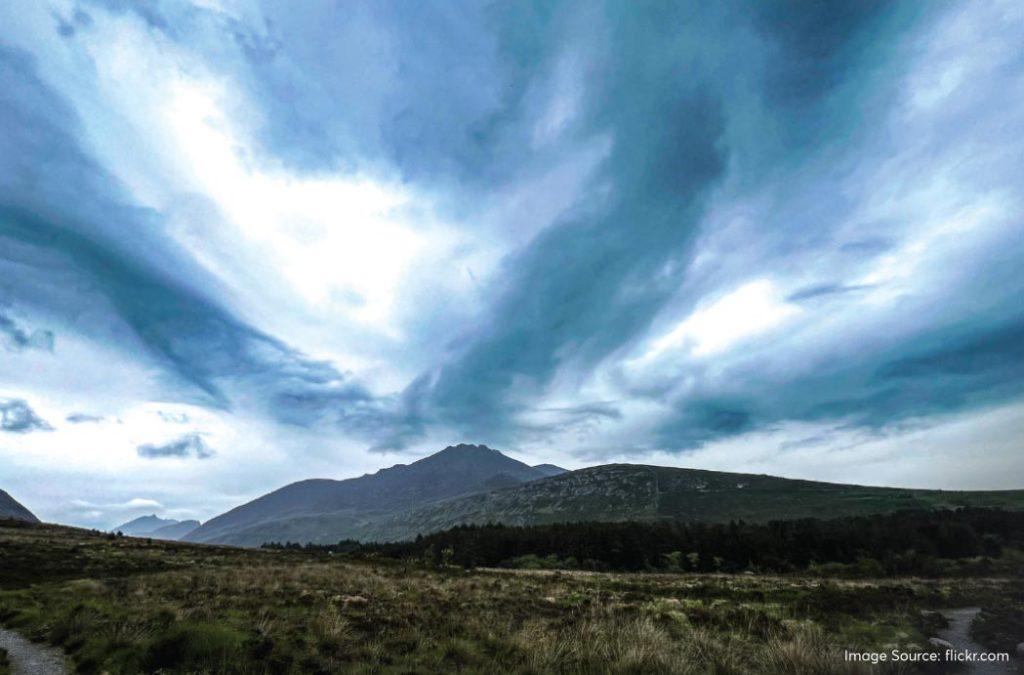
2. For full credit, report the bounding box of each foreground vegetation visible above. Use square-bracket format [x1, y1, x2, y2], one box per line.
[1, 519, 1021, 673]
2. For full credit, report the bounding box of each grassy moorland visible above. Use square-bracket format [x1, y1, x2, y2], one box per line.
[0, 519, 1021, 673]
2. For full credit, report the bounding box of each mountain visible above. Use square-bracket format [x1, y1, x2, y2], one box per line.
[188, 449, 1024, 547]
[184, 444, 555, 546]
[112, 515, 182, 537]
[148, 520, 201, 541]
[0, 489, 39, 523]
[355, 464, 1024, 542]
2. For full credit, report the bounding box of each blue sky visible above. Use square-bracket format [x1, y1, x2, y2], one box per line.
[1, 0, 1023, 528]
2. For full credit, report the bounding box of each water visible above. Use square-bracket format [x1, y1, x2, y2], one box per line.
[936, 607, 1020, 674]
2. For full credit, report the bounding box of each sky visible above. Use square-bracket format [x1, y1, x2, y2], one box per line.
[1, 0, 1023, 528]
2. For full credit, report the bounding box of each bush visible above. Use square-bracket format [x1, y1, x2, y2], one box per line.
[142, 621, 247, 672]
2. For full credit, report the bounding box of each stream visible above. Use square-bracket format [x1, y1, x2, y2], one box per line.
[0, 629, 68, 675]
[936, 607, 1019, 674]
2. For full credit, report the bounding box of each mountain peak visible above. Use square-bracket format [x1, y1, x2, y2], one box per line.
[437, 443, 498, 455]
[410, 444, 520, 473]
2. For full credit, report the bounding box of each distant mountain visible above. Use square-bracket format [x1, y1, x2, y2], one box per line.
[112, 514, 181, 537]
[356, 464, 1024, 542]
[532, 464, 568, 477]
[148, 520, 201, 541]
[0, 489, 39, 523]
[187, 449, 1024, 547]
[185, 444, 556, 546]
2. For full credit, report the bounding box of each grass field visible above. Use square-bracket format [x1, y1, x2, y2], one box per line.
[0, 519, 1020, 673]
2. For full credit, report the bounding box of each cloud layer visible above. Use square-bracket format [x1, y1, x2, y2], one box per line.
[1, 0, 1022, 526]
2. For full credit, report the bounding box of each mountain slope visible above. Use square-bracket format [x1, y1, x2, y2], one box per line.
[185, 444, 553, 546]
[0, 489, 39, 523]
[148, 520, 201, 541]
[349, 464, 1024, 542]
[112, 515, 181, 536]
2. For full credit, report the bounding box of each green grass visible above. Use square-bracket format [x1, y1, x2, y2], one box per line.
[0, 520, 1018, 673]
[971, 591, 1024, 652]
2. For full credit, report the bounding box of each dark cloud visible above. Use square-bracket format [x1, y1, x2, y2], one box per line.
[871, 320, 1024, 412]
[0, 398, 53, 433]
[0, 311, 54, 352]
[137, 433, 214, 460]
[655, 401, 756, 450]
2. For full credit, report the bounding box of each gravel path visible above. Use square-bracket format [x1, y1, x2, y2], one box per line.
[0, 629, 68, 675]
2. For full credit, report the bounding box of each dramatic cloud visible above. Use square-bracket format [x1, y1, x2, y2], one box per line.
[0, 398, 53, 433]
[137, 433, 214, 460]
[0, 0, 1022, 524]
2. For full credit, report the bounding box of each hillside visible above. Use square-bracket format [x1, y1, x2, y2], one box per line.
[0, 489, 39, 523]
[355, 464, 1024, 542]
[185, 444, 557, 546]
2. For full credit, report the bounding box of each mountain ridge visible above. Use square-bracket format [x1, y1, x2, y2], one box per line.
[186, 447, 1024, 547]
[355, 463, 1024, 542]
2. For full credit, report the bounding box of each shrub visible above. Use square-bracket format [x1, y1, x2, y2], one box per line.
[141, 621, 247, 672]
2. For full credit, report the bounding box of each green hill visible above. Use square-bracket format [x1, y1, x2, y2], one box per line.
[352, 464, 1024, 543]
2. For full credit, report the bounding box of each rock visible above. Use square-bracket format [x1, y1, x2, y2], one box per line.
[928, 637, 954, 650]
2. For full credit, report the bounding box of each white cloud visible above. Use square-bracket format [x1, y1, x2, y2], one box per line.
[643, 279, 800, 360]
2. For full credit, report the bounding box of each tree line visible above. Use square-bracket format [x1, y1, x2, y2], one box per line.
[262, 508, 1024, 576]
